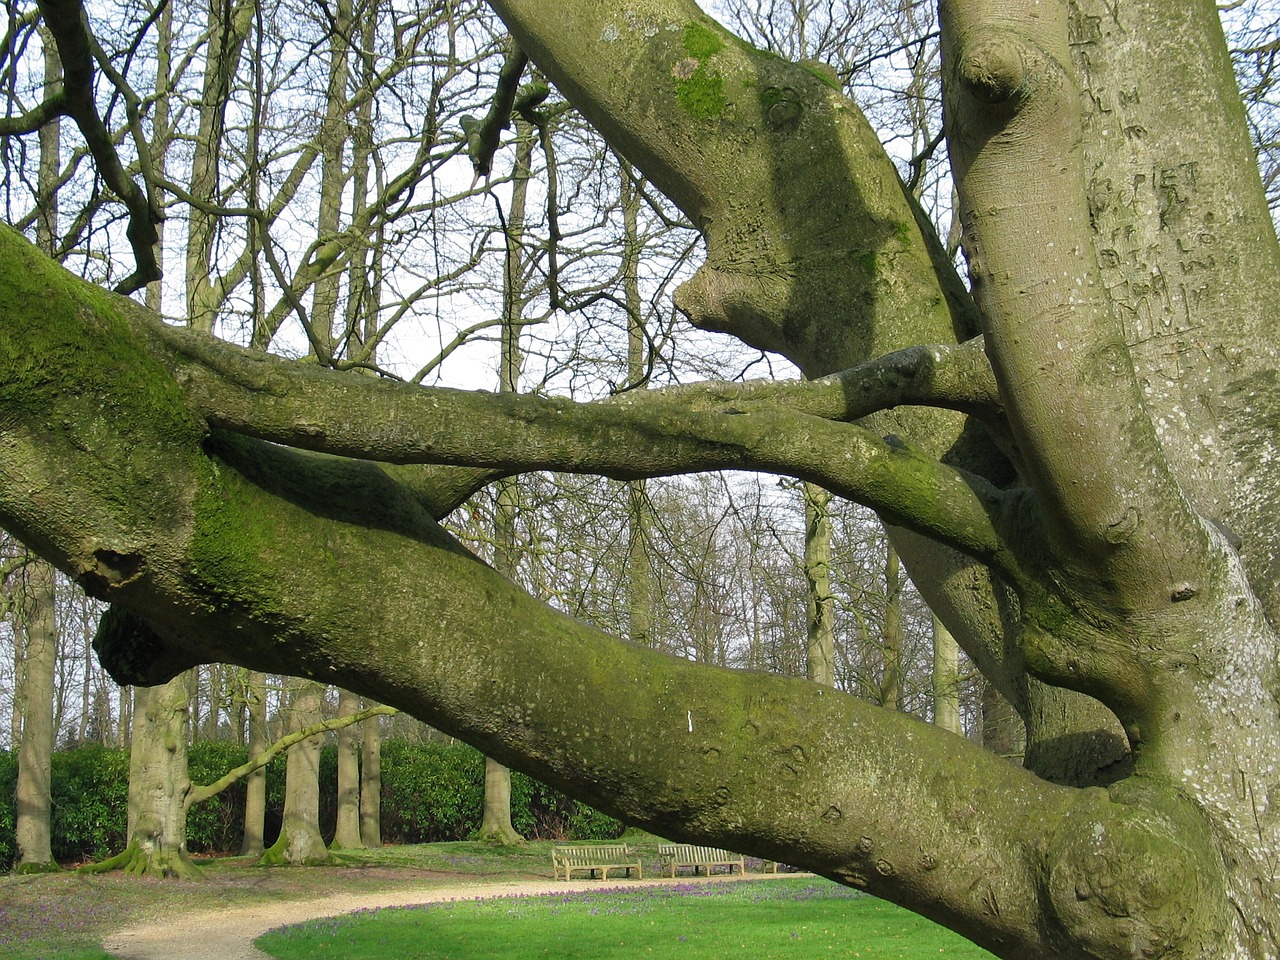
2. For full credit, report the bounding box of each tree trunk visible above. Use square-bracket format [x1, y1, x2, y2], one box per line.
[803, 482, 835, 688]
[931, 615, 962, 735]
[14, 558, 57, 872]
[475, 113, 539, 848]
[622, 161, 654, 650]
[261, 680, 328, 865]
[13, 28, 63, 874]
[331, 686, 363, 849]
[7, 0, 1280, 955]
[239, 671, 268, 857]
[879, 542, 903, 711]
[110, 677, 196, 878]
[359, 703, 382, 849]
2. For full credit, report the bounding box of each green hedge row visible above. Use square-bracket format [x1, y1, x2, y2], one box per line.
[0, 739, 621, 869]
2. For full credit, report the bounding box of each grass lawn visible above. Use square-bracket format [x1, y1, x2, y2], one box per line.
[255, 877, 998, 960]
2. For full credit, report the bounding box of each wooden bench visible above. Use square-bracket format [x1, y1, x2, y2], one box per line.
[551, 843, 643, 881]
[657, 843, 745, 877]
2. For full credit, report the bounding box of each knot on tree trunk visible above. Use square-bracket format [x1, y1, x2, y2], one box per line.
[1042, 783, 1225, 960]
[958, 34, 1028, 106]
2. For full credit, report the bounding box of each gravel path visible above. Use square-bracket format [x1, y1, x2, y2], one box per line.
[103, 875, 765, 960]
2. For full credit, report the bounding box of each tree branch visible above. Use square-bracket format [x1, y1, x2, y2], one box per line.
[156, 322, 1018, 572]
[0, 222, 1223, 957]
[184, 704, 398, 810]
[36, 0, 162, 294]
[0, 92, 67, 135]
[487, 0, 976, 379]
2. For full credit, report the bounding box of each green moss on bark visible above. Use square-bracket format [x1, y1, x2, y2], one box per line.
[674, 23, 726, 120]
[681, 22, 724, 59]
[0, 227, 198, 447]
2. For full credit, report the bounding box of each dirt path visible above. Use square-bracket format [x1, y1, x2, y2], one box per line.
[103, 875, 773, 960]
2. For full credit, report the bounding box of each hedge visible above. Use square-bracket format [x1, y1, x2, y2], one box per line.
[0, 739, 620, 869]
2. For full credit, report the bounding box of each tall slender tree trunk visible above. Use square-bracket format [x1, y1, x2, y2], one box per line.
[262, 680, 328, 864]
[803, 483, 836, 688]
[332, 687, 363, 848]
[185, 0, 254, 333]
[359, 702, 382, 849]
[621, 160, 654, 650]
[306, 0, 354, 361]
[477, 118, 538, 847]
[14, 34, 62, 873]
[879, 542, 903, 710]
[14, 558, 57, 872]
[932, 614, 962, 735]
[239, 671, 268, 856]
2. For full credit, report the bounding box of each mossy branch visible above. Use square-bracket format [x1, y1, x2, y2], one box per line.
[0, 92, 68, 135]
[462, 41, 529, 182]
[185, 704, 398, 810]
[162, 323, 1017, 572]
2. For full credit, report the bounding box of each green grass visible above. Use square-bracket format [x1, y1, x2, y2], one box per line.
[255, 878, 997, 959]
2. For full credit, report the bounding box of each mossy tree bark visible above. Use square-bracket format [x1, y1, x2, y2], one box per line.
[2, 0, 1280, 956]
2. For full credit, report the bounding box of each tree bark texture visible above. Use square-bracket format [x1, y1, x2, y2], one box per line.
[239, 671, 268, 856]
[119, 677, 196, 878]
[359, 705, 382, 849]
[261, 681, 328, 865]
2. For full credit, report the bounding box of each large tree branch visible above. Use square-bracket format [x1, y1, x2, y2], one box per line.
[0, 93, 67, 136]
[940, 1, 1213, 612]
[154, 320, 1018, 573]
[487, 0, 976, 381]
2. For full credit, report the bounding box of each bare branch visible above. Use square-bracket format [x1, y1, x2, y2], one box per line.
[36, 0, 162, 294]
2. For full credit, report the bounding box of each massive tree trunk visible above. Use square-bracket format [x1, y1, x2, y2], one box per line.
[111, 677, 196, 878]
[2, 0, 1280, 956]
